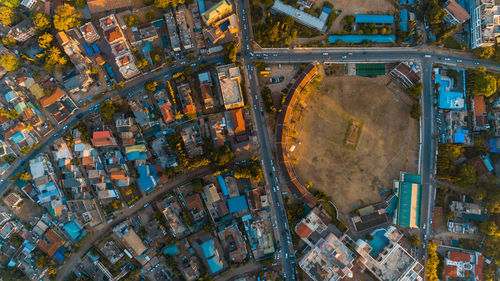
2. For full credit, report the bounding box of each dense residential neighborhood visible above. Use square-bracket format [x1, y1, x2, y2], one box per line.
[0, 0, 499, 279]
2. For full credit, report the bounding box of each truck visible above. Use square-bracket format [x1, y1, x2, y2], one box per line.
[91, 43, 101, 54]
[82, 43, 94, 56]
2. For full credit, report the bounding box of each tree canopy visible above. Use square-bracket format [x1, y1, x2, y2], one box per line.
[408, 82, 423, 98]
[473, 46, 495, 59]
[154, 0, 184, 8]
[210, 145, 235, 166]
[1, 0, 19, 8]
[410, 103, 421, 119]
[0, 54, 19, 71]
[45, 46, 67, 66]
[470, 67, 497, 97]
[75, 0, 86, 9]
[0, 6, 15, 26]
[33, 13, 51, 30]
[125, 14, 140, 27]
[425, 242, 440, 281]
[53, 4, 81, 31]
[223, 40, 238, 63]
[99, 100, 117, 121]
[144, 80, 158, 93]
[38, 33, 54, 49]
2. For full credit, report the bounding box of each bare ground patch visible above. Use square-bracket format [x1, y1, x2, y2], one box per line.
[289, 75, 419, 213]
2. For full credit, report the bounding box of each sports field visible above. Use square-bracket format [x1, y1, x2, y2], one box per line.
[289, 75, 419, 213]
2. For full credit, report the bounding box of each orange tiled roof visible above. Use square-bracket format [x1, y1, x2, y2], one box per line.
[105, 27, 123, 43]
[230, 108, 245, 134]
[449, 251, 471, 262]
[160, 103, 174, 123]
[445, 265, 458, 277]
[110, 171, 127, 180]
[474, 95, 486, 116]
[40, 88, 64, 107]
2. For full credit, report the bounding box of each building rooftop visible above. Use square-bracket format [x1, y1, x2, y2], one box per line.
[445, 0, 471, 23]
[355, 14, 394, 24]
[37, 229, 64, 257]
[217, 64, 244, 110]
[227, 195, 248, 213]
[396, 172, 422, 228]
[272, 0, 327, 32]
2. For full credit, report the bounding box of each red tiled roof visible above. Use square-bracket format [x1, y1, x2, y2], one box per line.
[474, 95, 486, 116]
[449, 251, 471, 262]
[445, 264, 458, 277]
[185, 194, 204, 211]
[296, 222, 312, 239]
[81, 156, 94, 166]
[93, 131, 111, 139]
[36, 229, 64, 257]
[476, 254, 484, 281]
[446, 0, 471, 23]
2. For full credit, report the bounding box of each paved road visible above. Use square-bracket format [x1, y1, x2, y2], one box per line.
[55, 165, 216, 281]
[235, 0, 296, 280]
[0, 55, 224, 196]
[249, 48, 499, 264]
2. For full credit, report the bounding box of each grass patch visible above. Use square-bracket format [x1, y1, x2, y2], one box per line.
[443, 36, 461, 50]
[344, 119, 363, 150]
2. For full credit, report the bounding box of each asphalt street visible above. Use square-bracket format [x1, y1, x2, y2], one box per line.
[235, 0, 296, 279]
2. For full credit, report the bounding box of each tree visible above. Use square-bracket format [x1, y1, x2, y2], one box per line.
[0, 267, 26, 281]
[45, 46, 67, 66]
[0, 7, 15, 26]
[425, 242, 440, 281]
[19, 171, 31, 181]
[151, 48, 163, 65]
[154, 0, 185, 8]
[0, 54, 19, 71]
[210, 145, 235, 166]
[99, 100, 117, 121]
[125, 14, 140, 27]
[146, 9, 157, 21]
[36, 254, 51, 268]
[455, 163, 477, 187]
[470, 68, 497, 97]
[53, 4, 81, 31]
[2, 37, 15, 48]
[223, 40, 238, 63]
[136, 58, 149, 69]
[33, 13, 51, 30]
[38, 33, 54, 49]
[410, 103, 421, 119]
[473, 46, 495, 59]
[144, 80, 158, 93]
[480, 221, 499, 237]
[408, 82, 423, 98]
[1, 0, 19, 8]
[75, 0, 86, 9]
[408, 235, 422, 247]
[2, 155, 14, 164]
[192, 178, 203, 193]
[6, 109, 19, 119]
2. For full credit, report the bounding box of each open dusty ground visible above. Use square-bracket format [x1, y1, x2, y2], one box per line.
[290, 75, 419, 213]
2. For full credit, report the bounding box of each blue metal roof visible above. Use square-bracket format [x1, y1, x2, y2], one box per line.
[11, 131, 25, 144]
[355, 14, 394, 24]
[400, 9, 409, 20]
[217, 174, 229, 196]
[227, 195, 248, 213]
[330, 34, 395, 44]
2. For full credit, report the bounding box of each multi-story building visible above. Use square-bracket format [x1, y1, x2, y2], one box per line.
[216, 64, 244, 110]
[471, 0, 500, 48]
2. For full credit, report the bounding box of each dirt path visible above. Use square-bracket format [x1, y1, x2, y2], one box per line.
[55, 165, 216, 281]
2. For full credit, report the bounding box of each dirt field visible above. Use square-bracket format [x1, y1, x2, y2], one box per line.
[290, 75, 419, 213]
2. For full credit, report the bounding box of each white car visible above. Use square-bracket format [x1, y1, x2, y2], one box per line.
[341, 55, 347, 59]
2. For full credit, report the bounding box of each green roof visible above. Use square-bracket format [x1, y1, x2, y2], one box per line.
[125, 144, 147, 154]
[403, 173, 422, 184]
[14, 101, 27, 114]
[396, 181, 422, 228]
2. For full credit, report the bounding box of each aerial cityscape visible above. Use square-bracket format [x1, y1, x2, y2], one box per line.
[0, 0, 498, 280]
